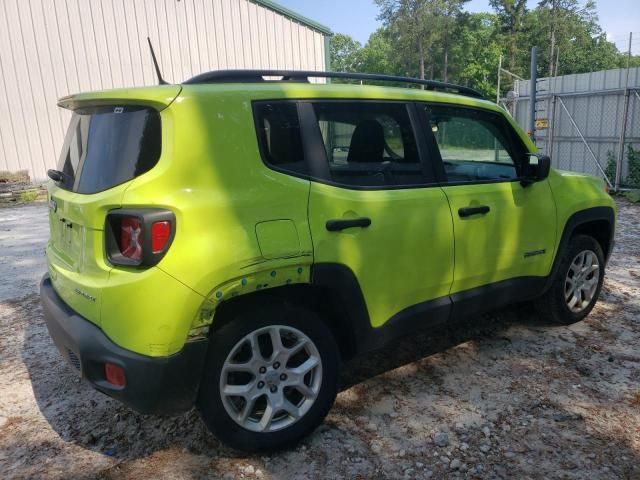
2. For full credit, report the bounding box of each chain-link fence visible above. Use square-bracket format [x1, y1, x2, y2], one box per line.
[503, 67, 640, 190]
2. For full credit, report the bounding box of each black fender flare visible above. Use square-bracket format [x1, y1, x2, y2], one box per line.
[544, 205, 615, 292]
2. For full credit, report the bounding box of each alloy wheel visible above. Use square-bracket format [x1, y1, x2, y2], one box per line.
[564, 249, 600, 313]
[219, 325, 322, 433]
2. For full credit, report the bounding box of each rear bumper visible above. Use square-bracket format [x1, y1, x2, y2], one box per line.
[40, 274, 208, 415]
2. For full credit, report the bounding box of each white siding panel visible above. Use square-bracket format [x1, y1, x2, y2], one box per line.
[0, 0, 328, 180]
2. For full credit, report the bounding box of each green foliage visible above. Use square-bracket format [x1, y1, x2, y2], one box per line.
[625, 145, 640, 188]
[451, 13, 503, 98]
[330, 33, 362, 73]
[19, 190, 39, 203]
[624, 190, 640, 203]
[329, 0, 633, 97]
[605, 150, 617, 184]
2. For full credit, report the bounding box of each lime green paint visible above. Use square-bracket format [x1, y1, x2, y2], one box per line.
[309, 182, 454, 328]
[46, 82, 615, 358]
[58, 85, 182, 111]
[256, 220, 302, 259]
[443, 179, 557, 293]
[548, 169, 616, 241]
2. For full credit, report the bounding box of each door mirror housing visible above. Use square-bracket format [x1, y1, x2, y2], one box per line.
[521, 153, 551, 186]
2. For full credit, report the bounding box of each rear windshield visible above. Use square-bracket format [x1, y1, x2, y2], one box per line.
[56, 105, 161, 194]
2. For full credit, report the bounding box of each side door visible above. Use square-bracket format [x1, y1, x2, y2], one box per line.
[303, 100, 455, 329]
[421, 103, 557, 309]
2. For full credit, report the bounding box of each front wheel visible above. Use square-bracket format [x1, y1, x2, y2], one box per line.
[197, 300, 340, 452]
[536, 234, 605, 325]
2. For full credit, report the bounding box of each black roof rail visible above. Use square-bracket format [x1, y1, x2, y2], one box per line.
[182, 70, 485, 99]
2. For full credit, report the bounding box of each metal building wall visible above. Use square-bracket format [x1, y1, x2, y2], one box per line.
[0, 0, 329, 181]
[509, 68, 640, 186]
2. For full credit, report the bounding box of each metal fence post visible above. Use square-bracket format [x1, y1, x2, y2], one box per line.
[548, 94, 557, 160]
[529, 47, 538, 142]
[616, 92, 631, 190]
[616, 32, 633, 191]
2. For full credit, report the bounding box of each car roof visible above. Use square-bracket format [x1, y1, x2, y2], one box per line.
[181, 81, 501, 112]
[183, 70, 485, 99]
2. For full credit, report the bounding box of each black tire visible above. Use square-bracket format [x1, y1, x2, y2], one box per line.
[197, 298, 340, 452]
[535, 234, 605, 325]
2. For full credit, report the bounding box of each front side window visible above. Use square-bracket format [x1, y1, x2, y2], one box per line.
[426, 105, 523, 183]
[313, 102, 423, 187]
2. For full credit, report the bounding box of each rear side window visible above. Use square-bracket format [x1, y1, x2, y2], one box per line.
[56, 106, 161, 194]
[254, 102, 306, 175]
[312, 102, 422, 187]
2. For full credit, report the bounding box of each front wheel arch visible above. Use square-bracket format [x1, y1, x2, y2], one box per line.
[545, 206, 615, 294]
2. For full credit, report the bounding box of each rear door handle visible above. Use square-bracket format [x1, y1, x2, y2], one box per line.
[326, 217, 372, 232]
[458, 205, 490, 218]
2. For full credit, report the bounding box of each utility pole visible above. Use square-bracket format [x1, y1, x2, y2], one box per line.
[529, 46, 538, 142]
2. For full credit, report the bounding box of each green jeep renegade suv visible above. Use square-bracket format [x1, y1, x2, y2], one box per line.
[41, 70, 616, 451]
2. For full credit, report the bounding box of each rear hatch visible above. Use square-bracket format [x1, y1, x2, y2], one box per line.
[47, 86, 181, 325]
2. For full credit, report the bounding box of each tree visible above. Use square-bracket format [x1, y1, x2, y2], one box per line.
[359, 29, 396, 75]
[489, 0, 527, 75]
[330, 33, 362, 72]
[537, 0, 583, 76]
[375, 0, 441, 79]
[437, 0, 470, 82]
[452, 12, 503, 97]
[329, 0, 634, 96]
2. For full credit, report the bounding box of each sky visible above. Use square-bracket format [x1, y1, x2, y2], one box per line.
[275, 0, 639, 54]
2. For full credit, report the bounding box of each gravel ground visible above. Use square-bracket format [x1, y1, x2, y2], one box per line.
[1, 199, 639, 480]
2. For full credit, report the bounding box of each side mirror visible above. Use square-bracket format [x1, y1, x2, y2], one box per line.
[521, 153, 551, 186]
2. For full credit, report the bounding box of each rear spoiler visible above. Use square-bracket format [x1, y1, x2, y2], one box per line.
[58, 85, 182, 111]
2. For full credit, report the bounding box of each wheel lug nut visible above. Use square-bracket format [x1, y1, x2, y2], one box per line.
[257, 381, 265, 389]
[273, 362, 281, 369]
[280, 373, 287, 381]
[270, 386, 277, 393]
[259, 366, 266, 374]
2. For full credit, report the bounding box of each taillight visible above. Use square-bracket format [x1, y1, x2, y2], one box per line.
[106, 209, 175, 267]
[151, 221, 171, 253]
[119, 217, 143, 260]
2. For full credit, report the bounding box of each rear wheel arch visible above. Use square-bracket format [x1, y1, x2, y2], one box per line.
[210, 277, 365, 362]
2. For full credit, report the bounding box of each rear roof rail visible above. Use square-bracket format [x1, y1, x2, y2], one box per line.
[182, 70, 484, 99]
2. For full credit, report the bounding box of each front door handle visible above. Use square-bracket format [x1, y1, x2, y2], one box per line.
[326, 217, 372, 232]
[458, 205, 490, 218]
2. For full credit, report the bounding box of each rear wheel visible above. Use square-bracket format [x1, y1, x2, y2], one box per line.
[197, 300, 340, 452]
[536, 234, 605, 325]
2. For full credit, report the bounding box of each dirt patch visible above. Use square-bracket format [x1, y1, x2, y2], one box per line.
[1, 200, 639, 479]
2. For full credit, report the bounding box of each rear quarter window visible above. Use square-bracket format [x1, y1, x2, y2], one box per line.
[56, 106, 161, 194]
[253, 102, 307, 176]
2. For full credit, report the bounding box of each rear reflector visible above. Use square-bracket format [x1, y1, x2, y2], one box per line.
[105, 363, 126, 387]
[151, 221, 171, 254]
[119, 217, 143, 261]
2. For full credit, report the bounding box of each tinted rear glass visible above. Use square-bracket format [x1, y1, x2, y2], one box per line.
[56, 106, 161, 194]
